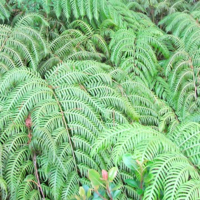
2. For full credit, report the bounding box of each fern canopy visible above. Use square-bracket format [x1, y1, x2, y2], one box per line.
[0, 0, 200, 200]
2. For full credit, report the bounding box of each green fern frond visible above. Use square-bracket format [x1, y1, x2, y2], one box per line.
[0, 1, 10, 22]
[0, 1, 200, 199]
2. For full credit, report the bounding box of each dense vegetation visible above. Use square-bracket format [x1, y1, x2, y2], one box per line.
[0, 0, 200, 199]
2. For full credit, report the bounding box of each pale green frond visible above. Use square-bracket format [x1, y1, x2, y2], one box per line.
[175, 180, 200, 200]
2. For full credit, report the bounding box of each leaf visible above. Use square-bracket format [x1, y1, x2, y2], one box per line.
[125, 179, 139, 189]
[136, 188, 144, 195]
[82, 185, 90, 192]
[108, 167, 118, 182]
[102, 169, 108, 180]
[123, 154, 138, 171]
[79, 187, 85, 198]
[144, 174, 153, 185]
[113, 190, 121, 199]
[87, 189, 91, 198]
[88, 169, 104, 188]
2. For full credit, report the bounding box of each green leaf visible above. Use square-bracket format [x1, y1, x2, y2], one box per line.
[108, 167, 118, 182]
[113, 190, 121, 199]
[136, 188, 144, 195]
[79, 187, 85, 198]
[125, 179, 139, 189]
[123, 154, 138, 171]
[88, 169, 104, 188]
[87, 189, 91, 198]
[144, 173, 153, 185]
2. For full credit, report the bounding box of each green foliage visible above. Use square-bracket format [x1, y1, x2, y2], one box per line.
[93, 124, 200, 199]
[123, 154, 152, 198]
[0, 0, 199, 200]
[74, 167, 119, 200]
[9, 0, 43, 12]
[0, 1, 10, 22]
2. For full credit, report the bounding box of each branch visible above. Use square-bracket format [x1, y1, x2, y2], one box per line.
[106, 185, 113, 200]
[25, 115, 45, 199]
[33, 153, 46, 199]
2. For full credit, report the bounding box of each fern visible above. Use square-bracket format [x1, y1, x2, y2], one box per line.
[0, 1, 10, 22]
[93, 124, 200, 199]
[0, 14, 48, 74]
[0, 1, 200, 199]
[0, 60, 139, 199]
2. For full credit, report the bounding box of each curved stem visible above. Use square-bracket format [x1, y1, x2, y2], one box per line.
[33, 153, 46, 199]
[51, 88, 78, 174]
[106, 184, 113, 200]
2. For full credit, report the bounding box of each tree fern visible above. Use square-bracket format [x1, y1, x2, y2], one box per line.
[0, 14, 48, 74]
[0, 1, 200, 199]
[158, 11, 200, 119]
[0, 60, 139, 199]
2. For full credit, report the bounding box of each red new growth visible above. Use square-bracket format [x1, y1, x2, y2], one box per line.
[25, 114, 32, 128]
[102, 169, 108, 180]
